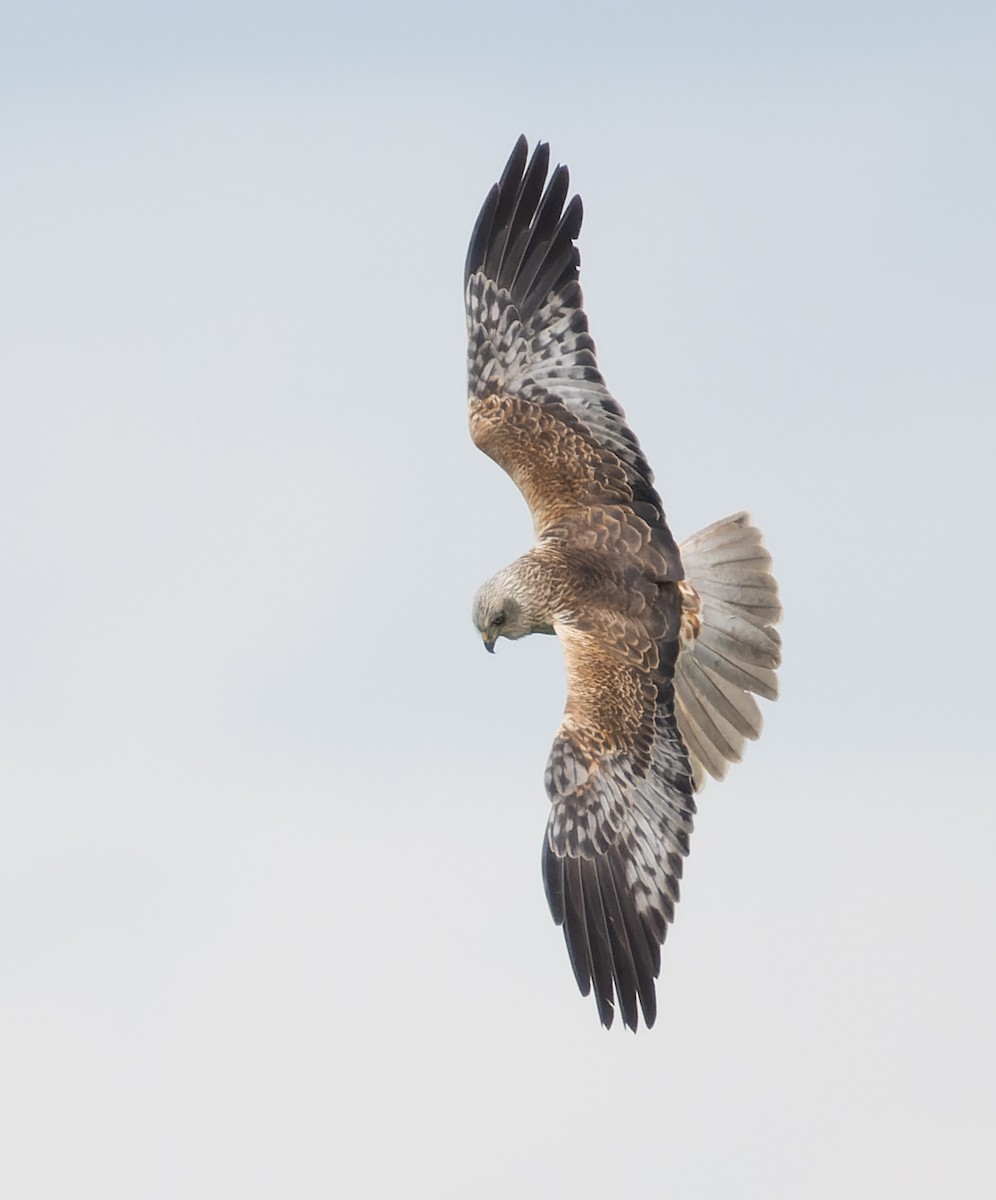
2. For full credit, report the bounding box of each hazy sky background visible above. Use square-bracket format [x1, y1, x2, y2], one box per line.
[3, 3, 995, 1196]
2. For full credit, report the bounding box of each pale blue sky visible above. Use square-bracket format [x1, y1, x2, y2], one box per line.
[2, 3, 995, 1197]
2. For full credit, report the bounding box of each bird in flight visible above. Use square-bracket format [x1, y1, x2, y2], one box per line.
[466, 137, 781, 1031]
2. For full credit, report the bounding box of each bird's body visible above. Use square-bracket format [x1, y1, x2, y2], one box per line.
[466, 137, 781, 1030]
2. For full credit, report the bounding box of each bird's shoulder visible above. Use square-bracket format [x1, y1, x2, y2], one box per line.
[469, 390, 631, 534]
[539, 502, 685, 592]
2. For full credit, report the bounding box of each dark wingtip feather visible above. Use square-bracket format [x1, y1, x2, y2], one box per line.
[494, 140, 550, 283]
[560, 853, 592, 1000]
[464, 136, 526, 282]
[541, 837, 565, 925]
[594, 856, 640, 1031]
[605, 852, 659, 1028]
[464, 135, 583, 321]
[544, 830, 672, 1031]
[464, 183, 499, 282]
[577, 857, 617, 1030]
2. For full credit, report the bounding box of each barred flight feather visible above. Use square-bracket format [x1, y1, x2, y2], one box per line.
[675, 513, 782, 785]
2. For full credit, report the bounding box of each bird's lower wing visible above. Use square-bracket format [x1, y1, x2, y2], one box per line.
[542, 623, 695, 1031]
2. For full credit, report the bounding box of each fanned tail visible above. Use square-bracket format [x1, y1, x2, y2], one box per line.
[674, 513, 782, 789]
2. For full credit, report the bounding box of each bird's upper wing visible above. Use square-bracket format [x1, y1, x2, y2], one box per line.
[542, 619, 696, 1031]
[465, 136, 682, 580]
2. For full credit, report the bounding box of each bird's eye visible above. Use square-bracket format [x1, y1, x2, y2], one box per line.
[493, 612, 506, 628]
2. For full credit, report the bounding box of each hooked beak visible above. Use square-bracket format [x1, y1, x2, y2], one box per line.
[482, 633, 496, 654]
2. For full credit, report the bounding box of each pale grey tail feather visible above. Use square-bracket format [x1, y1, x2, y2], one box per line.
[674, 513, 782, 790]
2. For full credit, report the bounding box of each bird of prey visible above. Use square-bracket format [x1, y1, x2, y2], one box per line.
[466, 136, 781, 1031]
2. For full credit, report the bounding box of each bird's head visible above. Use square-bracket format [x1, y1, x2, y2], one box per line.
[472, 571, 533, 653]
